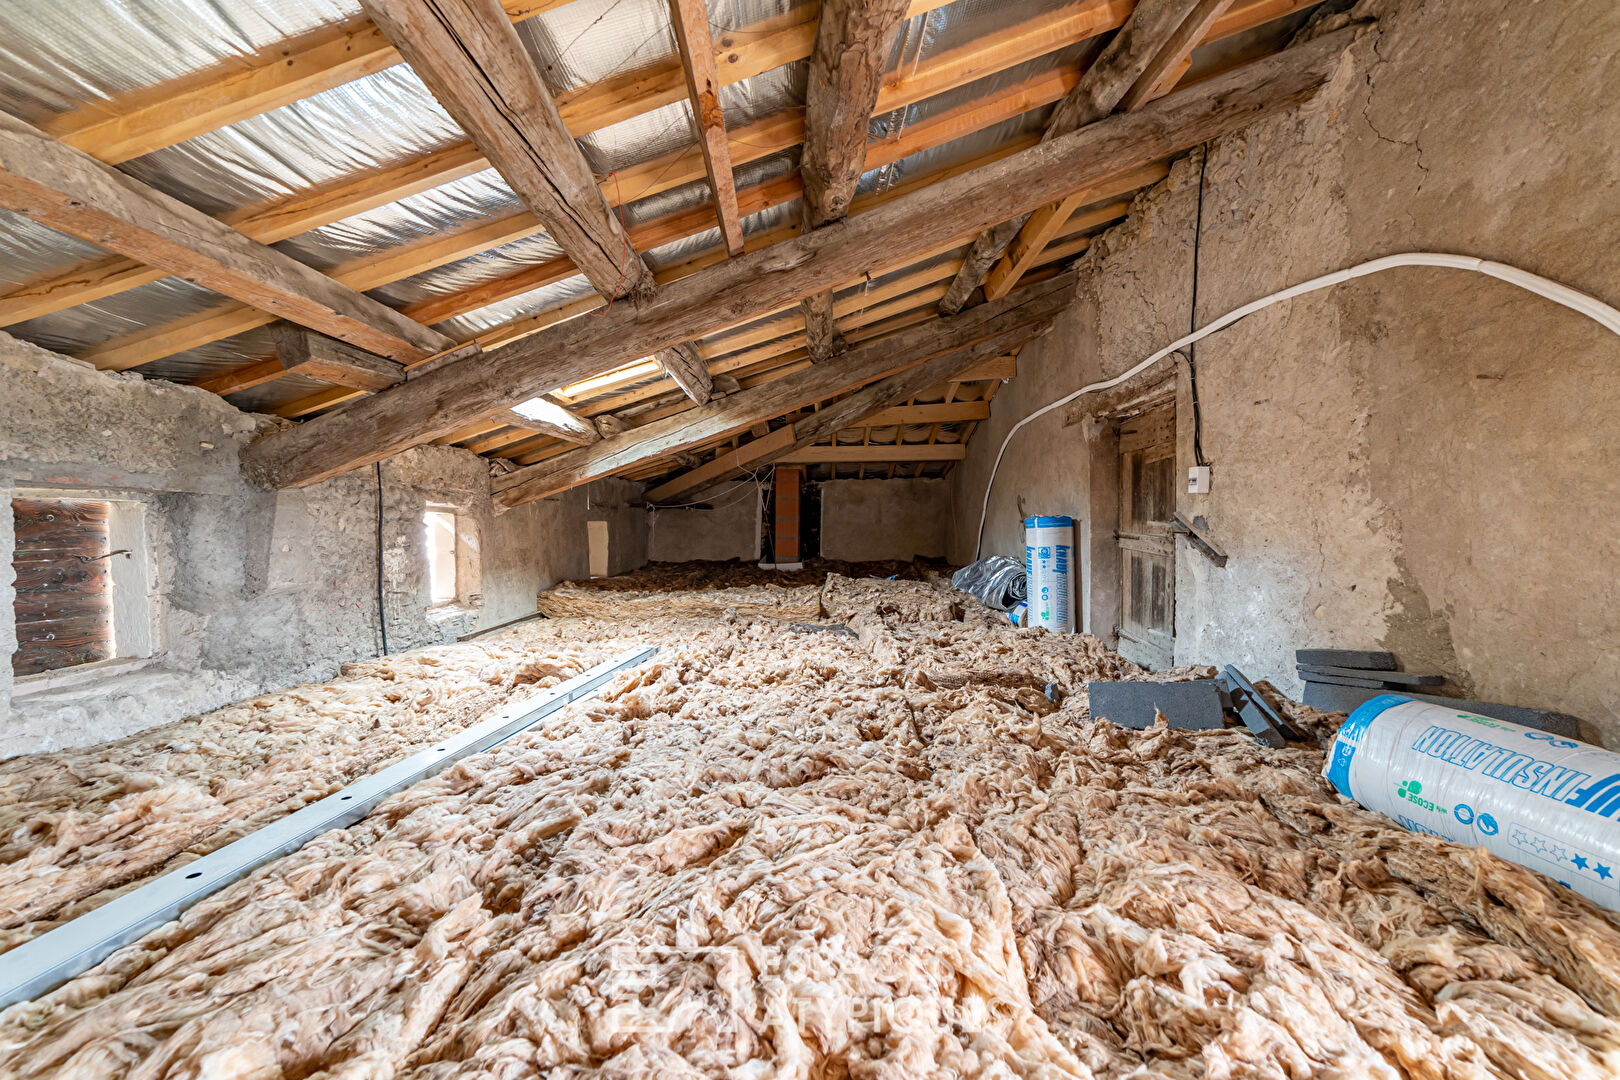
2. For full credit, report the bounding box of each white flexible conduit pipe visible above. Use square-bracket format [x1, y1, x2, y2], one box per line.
[972, 252, 1620, 559]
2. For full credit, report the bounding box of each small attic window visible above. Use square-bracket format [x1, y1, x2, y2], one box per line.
[424, 510, 458, 605]
[11, 497, 116, 676]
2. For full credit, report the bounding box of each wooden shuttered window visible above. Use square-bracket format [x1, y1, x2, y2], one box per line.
[11, 498, 116, 676]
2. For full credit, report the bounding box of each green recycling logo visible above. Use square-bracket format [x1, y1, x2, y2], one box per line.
[1397, 779, 1447, 815]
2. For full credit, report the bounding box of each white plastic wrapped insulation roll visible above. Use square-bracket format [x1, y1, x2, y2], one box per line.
[1024, 516, 1074, 633]
[1325, 695, 1620, 911]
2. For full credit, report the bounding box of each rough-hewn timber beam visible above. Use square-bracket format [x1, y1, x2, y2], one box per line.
[360, 0, 655, 302]
[799, 0, 913, 361]
[654, 344, 714, 404]
[0, 112, 451, 364]
[243, 28, 1357, 490]
[492, 276, 1072, 508]
[939, 0, 1220, 315]
[272, 325, 406, 391]
[0, 0, 1108, 331]
[668, 0, 746, 256]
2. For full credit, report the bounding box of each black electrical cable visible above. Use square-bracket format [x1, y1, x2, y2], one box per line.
[375, 460, 389, 656]
[1187, 152, 1211, 468]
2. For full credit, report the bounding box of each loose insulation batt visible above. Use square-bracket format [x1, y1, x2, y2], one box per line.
[2, 576, 1618, 1078]
[0, 641, 608, 954]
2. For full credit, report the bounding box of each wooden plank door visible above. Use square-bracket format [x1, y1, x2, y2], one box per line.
[1117, 403, 1176, 668]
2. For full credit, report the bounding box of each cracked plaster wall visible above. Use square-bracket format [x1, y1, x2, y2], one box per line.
[953, 0, 1620, 743]
[0, 333, 646, 757]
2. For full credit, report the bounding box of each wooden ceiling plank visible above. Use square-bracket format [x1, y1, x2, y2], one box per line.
[782, 443, 965, 463]
[360, 0, 654, 302]
[667, 0, 746, 256]
[244, 30, 1355, 489]
[0, 111, 452, 365]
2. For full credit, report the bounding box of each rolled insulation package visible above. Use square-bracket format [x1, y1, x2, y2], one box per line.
[1024, 515, 1075, 633]
[1325, 695, 1620, 911]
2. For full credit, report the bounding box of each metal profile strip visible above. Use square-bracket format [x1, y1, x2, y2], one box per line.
[0, 645, 659, 1009]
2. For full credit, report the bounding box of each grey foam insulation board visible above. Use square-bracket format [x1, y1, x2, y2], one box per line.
[1295, 649, 1397, 670]
[1087, 680, 1226, 731]
[1301, 682, 1581, 738]
[1298, 663, 1445, 686]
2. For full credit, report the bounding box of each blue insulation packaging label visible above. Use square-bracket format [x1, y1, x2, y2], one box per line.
[1024, 516, 1074, 633]
[1323, 697, 1620, 911]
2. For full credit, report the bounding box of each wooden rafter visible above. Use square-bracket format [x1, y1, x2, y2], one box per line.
[41, 1, 566, 166]
[653, 344, 714, 405]
[667, 0, 746, 257]
[983, 195, 1135, 300]
[985, 0, 1236, 298]
[780, 444, 964, 463]
[944, 0, 1243, 313]
[645, 351, 1006, 502]
[241, 28, 1356, 488]
[1, 0, 1311, 338]
[0, 111, 451, 365]
[360, 0, 653, 302]
[493, 276, 1071, 508]
[0, 0, 1112, 331]
[799, 0, 914, 361]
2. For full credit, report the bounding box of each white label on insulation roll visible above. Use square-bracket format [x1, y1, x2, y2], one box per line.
[1024, 518, 1073, 634]
[1325, 695, 1620, 911]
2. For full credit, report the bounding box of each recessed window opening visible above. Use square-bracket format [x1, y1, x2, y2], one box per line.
[424, 510, 458, 605]
[11, 497, 116, 676]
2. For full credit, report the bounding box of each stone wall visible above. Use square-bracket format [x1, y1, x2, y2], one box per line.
[953, 0, 1620, 743]
[647, 485, 761, 563]
[822, 478, 951, 563]
[1, 334, 645, 757]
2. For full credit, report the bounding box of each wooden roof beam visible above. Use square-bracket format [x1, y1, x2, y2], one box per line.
[667, 0, 746, 256]
[645, 342, 1012, 502]
[653, 344, 714, 404]
[0, 111, 451, 364]
[943, 0, 1307, 312]
[493, 275, 1071, 508]
[41, 1, 567, 166]
[0, 0, 1116, 330]
[242, 28, 1358, 489]
[361, 0, 653, 302]
[0, 0, 1132, 333]
[799, 0, 914, 362]
[984, 0, 1235, 300]
[939, 0, 1218, 314]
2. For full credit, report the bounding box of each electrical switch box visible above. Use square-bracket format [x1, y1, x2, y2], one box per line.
[1187, 465, 1212, 494]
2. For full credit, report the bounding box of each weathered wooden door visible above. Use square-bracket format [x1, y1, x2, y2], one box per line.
[1116, 403, 1176, 668]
